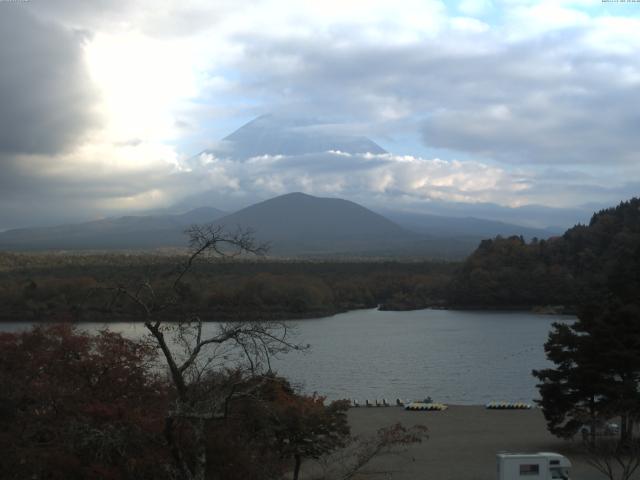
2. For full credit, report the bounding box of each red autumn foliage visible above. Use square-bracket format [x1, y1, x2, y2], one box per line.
[0, 324, 168, 480]
[0, 325, 423, 480]
[206, 375, 350, 480]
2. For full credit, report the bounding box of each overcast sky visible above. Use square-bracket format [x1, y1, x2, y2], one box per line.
[1, 0, 639, 229]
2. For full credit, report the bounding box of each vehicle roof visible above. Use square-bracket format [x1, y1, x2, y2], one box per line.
[497, 453, 571, 467]
[497, 452, 564, 459]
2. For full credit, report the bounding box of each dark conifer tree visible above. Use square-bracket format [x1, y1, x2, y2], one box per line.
[534, 198, 640, 445]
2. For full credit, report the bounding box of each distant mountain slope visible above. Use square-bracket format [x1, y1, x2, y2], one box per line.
[0, 207, 226, 250]
[0, 193, 434, 256]
[203, 114, 387, 160]
[213, 192, 419, 255]
[0, 192, 562, 257]
[380, 210, 560, 240]
[401, 200, 589, 230]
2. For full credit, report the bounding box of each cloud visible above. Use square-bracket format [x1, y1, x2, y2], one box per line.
[174, 148, 639, 217]
[0, 2, 212, 229]
[0, 7, 99, 156]
[458, 0, 494, 16]
[183, 151, 527, 206]
[28, 0, 242, 37]
[220, 11, 640, 170]
[0, 0, 638, 230]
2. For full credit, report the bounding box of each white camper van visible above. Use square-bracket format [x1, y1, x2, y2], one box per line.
[496, 452, 571, 480]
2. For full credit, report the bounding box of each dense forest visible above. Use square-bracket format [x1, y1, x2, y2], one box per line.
[0, 255, 454, 322]
[448, 197, 640, 311]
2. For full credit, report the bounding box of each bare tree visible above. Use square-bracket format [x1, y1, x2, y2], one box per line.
[584, 437, 640, 480]
[98, 224, 427, 480]
[314, 423, 429, 480]
[106, 224, 298, 480]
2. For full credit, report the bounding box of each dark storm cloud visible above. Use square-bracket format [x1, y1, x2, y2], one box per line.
[28, 0, 133, 26]
[0, 157, 81, 229]
[0, 152, 196, 230]
[29, 0, 255, 37]
[0, 6, 99, 156]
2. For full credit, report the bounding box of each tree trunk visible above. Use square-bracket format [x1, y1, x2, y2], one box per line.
[589, 397, 597, 448]
[165, 416, 194, 480]
[293, 454, 302, 480]
[619, 413, 631, 447]
[192, 418, 208, 480]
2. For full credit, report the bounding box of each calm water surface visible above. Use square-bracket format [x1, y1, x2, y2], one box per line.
[278, 308, 571, 404]
[3, 308, 572, 405]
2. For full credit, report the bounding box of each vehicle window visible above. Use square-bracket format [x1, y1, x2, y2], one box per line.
[520, 464, 540, 476]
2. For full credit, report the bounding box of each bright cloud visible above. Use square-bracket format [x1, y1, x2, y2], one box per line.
[181, 151, 530, 207]
[85, 32, 202, 144]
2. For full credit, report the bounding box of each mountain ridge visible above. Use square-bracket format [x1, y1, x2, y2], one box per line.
[211, 192, 417, 255]
[0, 207, 226, 250]
[0, 192, 561, 258]
[379, 209, 560, 240]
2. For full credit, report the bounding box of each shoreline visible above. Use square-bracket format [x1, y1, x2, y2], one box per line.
[0, 304, 577, 324]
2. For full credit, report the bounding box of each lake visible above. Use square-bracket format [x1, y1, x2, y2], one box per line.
[2, 308, 572, 405]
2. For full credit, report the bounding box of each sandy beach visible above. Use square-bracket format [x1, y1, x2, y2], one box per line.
[343, 405, 616, 480]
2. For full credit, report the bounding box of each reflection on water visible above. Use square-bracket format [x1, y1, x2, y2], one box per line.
[2, 308, 572, 405]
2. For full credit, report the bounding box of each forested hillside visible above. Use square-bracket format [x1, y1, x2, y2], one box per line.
[448, 198, 640, 310]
